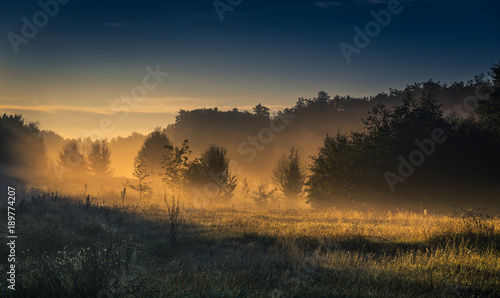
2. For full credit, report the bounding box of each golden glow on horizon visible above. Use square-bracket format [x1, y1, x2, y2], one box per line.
[0, 97, 290, 140]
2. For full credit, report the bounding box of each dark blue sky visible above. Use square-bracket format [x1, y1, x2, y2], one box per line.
[1, 0, 499, 138]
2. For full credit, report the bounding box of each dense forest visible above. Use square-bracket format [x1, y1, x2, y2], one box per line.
[1, 62, 499, 209]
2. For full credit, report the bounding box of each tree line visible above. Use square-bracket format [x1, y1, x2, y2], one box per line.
[1, 61, 498, 207]
[125, 128, 306, 206]
[307, 62, 500, 207]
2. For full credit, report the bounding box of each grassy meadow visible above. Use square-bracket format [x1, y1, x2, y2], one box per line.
[1, 193, 499, 297]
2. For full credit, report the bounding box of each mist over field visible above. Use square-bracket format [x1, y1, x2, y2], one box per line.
[4, 72, 496, 211]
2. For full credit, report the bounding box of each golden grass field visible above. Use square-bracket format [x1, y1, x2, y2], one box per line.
[1, 193, 499, 297]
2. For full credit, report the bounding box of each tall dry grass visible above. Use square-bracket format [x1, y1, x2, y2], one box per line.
[1, 193, 498, 297]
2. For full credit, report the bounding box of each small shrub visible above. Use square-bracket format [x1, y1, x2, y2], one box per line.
[19, 242, 135, 297]
[452, 205, 494, 231]
[164, 195, 181, 245]
[252, 181, 277, 207]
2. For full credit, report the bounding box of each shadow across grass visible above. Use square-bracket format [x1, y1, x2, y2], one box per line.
[2, 193, 499, 297]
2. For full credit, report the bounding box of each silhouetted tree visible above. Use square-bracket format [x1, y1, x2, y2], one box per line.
[128, 155, 151, 200]
[253, 103, 270, 118]
[137, 128, 172, 180]
[0, 114, 47, 174]
[187, 144, 237, 203]
[58, 140, 88, 178]
[271, 148, 306, 200]
[162, 139, 192, 198]
[87, 140, 113, 177]
[241, 177, 250, 199]
[476, 61, 500, 136]
[306, 132, 365, 207]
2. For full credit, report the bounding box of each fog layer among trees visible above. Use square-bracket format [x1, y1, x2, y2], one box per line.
[2, 62, 499, 209]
